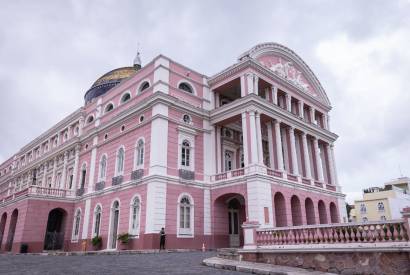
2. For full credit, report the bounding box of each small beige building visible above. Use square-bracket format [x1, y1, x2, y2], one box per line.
[354, 177, 410, 222]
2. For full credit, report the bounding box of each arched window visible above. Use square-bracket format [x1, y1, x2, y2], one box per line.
[181, 140, 191, 167]
[99, 155, 107, 180]
[86, 115, 94, 124]
[116, 148, 125, 175]
[139, 81, 150, 93]
[362, 217, 368, 222]
[178, 82, 193, 94]
[104, 103, 114, 113]
[377, 202, 385, 212]
[130, 196, 140, 235]
[360, 203, 367, 214]
[225, 151, 233, 171]
[380, 215, 386, 221]
[80, 163, 87, 189]
[93, 205, 102, 237]
[135, 140, 144, 168]
[120, 92, 131, 104]
[178, 195, 193, 236]
[72, 209, 81, 241]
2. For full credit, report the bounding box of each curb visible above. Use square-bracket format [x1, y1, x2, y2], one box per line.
[202, 257, 337, 275]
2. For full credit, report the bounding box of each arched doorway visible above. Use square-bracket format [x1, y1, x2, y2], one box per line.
[305, 198, 316, 225]
[273, 192, 287, 227]
[291, 195, 302, 226]
[109, 200, 120, 249]
[329, 202, 339, 223]
[0, 213, 7, 250]
[44, 208, 67, 250]
[6, 209, 18, 251]
[318, 200, 328, 224]
[213, 193, 246, 248]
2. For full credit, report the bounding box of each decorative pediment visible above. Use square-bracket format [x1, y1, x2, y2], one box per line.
[238, 43, 330, 106]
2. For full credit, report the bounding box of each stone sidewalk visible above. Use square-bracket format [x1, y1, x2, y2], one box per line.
[203, 257, 337, 275]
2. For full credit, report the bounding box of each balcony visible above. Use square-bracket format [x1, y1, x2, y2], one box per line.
[95, 181, 105, 191]
[29, 186, 74, 198]
[112, 175, 123, 186]
[131, 169, 144, 180]
[211, 168, 245, 181]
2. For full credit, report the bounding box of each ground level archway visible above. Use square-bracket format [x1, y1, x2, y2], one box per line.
[213, 193, 246, 248]
[44, 208, 67, 250]
[6, 209, 18, 251]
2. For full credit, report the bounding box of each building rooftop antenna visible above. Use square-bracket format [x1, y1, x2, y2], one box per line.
[133, 42, 142, 69]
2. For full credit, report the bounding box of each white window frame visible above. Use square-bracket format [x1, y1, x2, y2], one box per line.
[134, 138, 145, 170]
[119, 91, 132, 105]
[137, 79, 151, 94]
[103, 101, 115, 114]
[377, 202, 385, 212]
[71, 208, 82, 242]
[222, 144, 237, 172]
[176, 80, 197, 95]
[177, 128, 196, 171]
[91, 204, 102, 238]
[115, 146, 125, 176]
[107, 198, 121, 250]
[128, 194, 142, 237]
[176, 193, 194, 238]
[360, 203, 367, 214]
[98, 154, 107, 181]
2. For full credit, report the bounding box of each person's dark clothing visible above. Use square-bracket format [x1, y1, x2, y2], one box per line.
[159, 229, 166, 250]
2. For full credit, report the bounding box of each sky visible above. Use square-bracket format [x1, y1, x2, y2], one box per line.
[0, 0, 409, 203]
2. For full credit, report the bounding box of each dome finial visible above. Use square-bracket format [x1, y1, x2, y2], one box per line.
[133, 43, 142, 69]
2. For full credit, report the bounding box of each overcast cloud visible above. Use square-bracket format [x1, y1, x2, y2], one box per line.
[1, 0, 409, 202]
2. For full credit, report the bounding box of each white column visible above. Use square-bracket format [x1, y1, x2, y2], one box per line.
[88, 136, 98, 193]
[215, 93, 220, 108]
[249, 111, 258, 164]
[78, 118, 84, 136]
[326, 143, 336, 185]
[51, 157, 57, 188]
[301, 133, 311, 178]
[240, 75, 246, 97]
[266, 122, 274, 169]
[241, 113, 249, 167]
[254, 75, 259, 95]
[309, 107, 315, 125]
[323, 114, 328, 130]
[298, 101, 304, 119]
[61, 151, 68, 189]
[313, 137, 324, 182]
[272, 86, 278, 105]
[286, 94, 292, 112]
[289, 127, 299, 175]
[330, 144, 339, 186]
[68, 126, 72, 139]
[72, 145, 80, 191]
[216, 126, 222, 172]
[255, 112, 263, 165]
[42, 164, 47, 187]
[274, 120, 284, 171]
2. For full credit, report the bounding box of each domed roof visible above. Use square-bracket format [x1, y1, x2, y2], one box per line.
[84, 66, 138, 104]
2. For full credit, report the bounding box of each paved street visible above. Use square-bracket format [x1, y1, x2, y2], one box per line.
[0, 251, 245, 275]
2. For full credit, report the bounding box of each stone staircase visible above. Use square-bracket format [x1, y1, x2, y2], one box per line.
[216, 248, 240, 260]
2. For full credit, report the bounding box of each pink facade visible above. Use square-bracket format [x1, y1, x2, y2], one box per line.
[0, 43, 347, 253]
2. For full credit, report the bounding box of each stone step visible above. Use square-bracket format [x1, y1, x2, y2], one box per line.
[203, 257, 337, 275]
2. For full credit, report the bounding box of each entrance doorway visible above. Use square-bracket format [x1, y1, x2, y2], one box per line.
[0, 213, 7, 249]
[109, 201, 120, 249]
[228, 198, 240, 247]
[44, 208, 67, 250]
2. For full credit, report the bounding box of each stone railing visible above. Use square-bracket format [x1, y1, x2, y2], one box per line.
[255, 220, 409, 246]
[211, 168, 245, 181]
[29, 186, 74, 198]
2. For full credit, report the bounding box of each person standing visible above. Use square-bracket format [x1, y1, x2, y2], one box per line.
[159, 227, 166, 250]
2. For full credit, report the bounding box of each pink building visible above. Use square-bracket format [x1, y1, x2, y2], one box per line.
[0, 43, 347, 253]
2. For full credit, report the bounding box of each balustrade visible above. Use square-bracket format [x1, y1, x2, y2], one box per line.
[256, 220, 409, 246]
